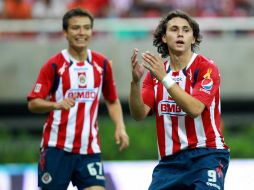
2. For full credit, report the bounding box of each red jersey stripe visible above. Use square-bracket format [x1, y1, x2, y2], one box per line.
[72, 103, 85, 153]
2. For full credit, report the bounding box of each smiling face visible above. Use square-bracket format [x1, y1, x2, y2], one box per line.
[64, 16, 92, 52]
[162, 17, 195, 55]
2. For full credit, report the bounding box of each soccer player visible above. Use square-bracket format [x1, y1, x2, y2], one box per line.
[129, 10, 230, 190]
[27, 8, 129, 190]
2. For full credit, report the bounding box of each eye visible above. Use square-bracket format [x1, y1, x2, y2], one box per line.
[183, 27, 191, 32]
[84, 25, 92, 30]
[71, 25, 79, 30]
[170, 27, 178, 32]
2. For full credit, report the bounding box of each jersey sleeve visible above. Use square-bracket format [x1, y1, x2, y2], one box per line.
[192, 62, 220, 108]
[102, 59, 118, 102]
[27, 61, 55, 101]
[142, 72, 155, 109]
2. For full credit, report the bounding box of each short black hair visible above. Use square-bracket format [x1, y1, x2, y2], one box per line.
[62, 7, 94, 31]
[153, 10, 202, 58]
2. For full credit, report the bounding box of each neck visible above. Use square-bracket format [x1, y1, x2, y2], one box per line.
[68, 47, 87, 62]
[169, 51, 193, 71]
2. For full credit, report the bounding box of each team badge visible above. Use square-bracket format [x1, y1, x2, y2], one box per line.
[201, 68, 213, 91]
[41, 172, 52, 184]
[78, 73, 87, 87]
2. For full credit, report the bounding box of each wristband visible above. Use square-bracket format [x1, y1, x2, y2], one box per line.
[162, 74, 175, 89]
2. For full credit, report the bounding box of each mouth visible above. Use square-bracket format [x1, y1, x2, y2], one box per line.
[74, 37, 89, 45]
[176, 40, 184, 45]
[76, 38, 87, 42]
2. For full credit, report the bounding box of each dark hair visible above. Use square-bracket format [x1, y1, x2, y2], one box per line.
[62, 7, 94, 31]
[153, 10, 202, 58]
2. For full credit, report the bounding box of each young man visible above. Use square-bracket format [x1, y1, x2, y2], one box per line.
[129, 10, 230, 190]
[27, 8, 129, 190]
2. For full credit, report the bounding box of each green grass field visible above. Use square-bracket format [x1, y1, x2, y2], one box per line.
[0, 116, 253, 163]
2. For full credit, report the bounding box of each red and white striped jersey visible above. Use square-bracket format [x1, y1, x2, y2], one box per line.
[27, 49, 118, 154]
[142, 53, 228, 158]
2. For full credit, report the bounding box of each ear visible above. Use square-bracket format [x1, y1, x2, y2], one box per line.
[191, 37, 195, 45]
[162, 35, 167, 43]
[63, 30, 68, 38]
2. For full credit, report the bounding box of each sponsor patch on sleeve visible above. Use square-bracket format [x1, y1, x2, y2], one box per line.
[34, 83, 42, 93]
[200, 68, 213, 94]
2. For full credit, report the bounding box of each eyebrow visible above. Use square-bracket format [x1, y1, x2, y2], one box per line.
[170, 24, 190, 28]
[70, 23, 92, 27]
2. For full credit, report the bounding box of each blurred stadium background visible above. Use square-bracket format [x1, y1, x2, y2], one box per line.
[0, 0, 254, 190]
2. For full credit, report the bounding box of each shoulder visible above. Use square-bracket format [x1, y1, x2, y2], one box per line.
[43, 52, 65, 68]
[195, 54, 219, 72]
[91, 50, 109, 62]
[193, 54, 220, 82]
[90, 50, 112, 71]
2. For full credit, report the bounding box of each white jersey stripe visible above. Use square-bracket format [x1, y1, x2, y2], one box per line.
[209, 99, 224, 149]
[90, 97, 100, 153]
[178, 116, 188, 150]
[177, 71, 188, 149]
[163, 85, 173, 156]
[194, 116, 206, 147]
[80, 99, 91, 154]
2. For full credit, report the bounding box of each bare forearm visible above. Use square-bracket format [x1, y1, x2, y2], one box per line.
[106, 99, 125, 127]
[28, 98, 58, 113]
[129, 81, 148, 120]
[106, 99, 129, 151]
[167, 85, 205, 118]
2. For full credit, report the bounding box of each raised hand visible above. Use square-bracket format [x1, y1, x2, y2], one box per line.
[141, 51, 167, 82]
[131, 48, 145, 83]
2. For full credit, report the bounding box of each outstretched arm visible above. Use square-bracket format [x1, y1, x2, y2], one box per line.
[105, 99, 129, 151]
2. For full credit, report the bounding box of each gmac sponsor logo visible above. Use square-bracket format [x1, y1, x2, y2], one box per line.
[66, 88, 98, 102]
[158, 100, 186, 116]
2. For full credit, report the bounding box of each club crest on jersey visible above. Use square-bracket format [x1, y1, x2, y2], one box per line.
[158, 100, 186, 116]
[78, 73, 87, 87]
[41, 172, 52, 184]
[201, 68, 213, 91]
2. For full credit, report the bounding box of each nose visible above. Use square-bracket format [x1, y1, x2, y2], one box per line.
[79, 28, 85, 34]
[177, 29, 183, 37]
[78, 26, 89, 35]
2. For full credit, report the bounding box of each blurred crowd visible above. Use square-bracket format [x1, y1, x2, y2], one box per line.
[0, 0, 254, 19]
